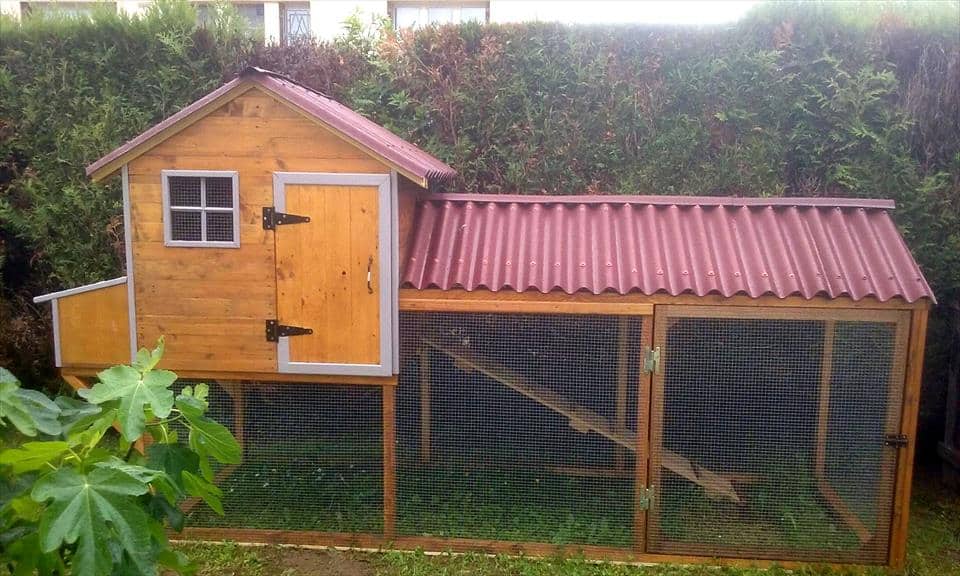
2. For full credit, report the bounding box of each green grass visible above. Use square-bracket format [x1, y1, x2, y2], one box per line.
[179, 475, 960, 575]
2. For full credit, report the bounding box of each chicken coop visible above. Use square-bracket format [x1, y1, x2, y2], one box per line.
[33, 68, 934, 569]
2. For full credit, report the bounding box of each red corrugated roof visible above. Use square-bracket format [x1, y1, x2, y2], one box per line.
[86, 67, 456, 186]
[403, 194, 934, 303]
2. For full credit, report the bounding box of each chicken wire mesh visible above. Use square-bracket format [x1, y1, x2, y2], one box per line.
[648, 314, 905, 564]
[396, 312, 645, 547]
[184, 383, 384, 533]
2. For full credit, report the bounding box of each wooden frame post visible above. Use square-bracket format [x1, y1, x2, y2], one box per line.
[889, 307, 929, 568]
[419, 346, 431, 464]
[615, 317, 629, 471]
[383, 383, 397, 540]
[635, 315, 654, 552]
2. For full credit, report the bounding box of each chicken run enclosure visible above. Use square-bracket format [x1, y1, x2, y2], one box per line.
[33, 68, 934, 568]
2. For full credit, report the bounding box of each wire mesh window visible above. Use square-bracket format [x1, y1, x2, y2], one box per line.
[648, 310, 907, 564]
[163, 171, 239, 247]
[184, 383, 385, 534]
[397, 312, 645, 547]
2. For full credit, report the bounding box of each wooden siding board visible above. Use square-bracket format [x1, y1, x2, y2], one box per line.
[57, 285, 130, 367]
[129, 89, 390, 373]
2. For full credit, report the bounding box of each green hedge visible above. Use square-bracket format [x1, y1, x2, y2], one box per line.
[1, 1, 957, 451]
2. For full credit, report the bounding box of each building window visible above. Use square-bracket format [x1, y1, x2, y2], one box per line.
[391, 2, 488, 29]
[197, 2, 264, 33]
[162, 171, 240, 248]
[282, 3, 311, 44]
[21, 2, 116, 19]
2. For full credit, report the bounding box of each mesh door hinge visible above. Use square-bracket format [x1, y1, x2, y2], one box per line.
[263, 207, 311, 230]
[265, 320, 313, 342]
[643, 346, 661, 374]
[637, 486, 655, 510]
[884, 434, 908, 448]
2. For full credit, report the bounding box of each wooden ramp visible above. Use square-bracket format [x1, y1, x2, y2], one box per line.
[423, 338, 742, 504]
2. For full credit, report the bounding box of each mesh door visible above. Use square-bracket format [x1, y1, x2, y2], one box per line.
[397, 312, 647, 547]
[648, 308, 908, 563]
[185, 383, 384, 533]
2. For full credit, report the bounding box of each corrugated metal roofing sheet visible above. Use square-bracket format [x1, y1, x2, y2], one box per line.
[403, 194, 934, 303]
[86, 67, 456, 185]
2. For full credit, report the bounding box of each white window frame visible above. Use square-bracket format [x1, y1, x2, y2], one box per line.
[391, 1, 489, 29]
[161, 170, 241, 248]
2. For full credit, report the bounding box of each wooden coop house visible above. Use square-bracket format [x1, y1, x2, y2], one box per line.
[34, 68, 935, 569]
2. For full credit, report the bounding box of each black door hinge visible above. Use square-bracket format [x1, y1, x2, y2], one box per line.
[265, 319, 313, 342]
[884, 434, 908, 448]
[263, 207, 311, 230]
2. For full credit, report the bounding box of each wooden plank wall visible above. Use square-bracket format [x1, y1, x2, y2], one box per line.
[127, 87, 392, 373]
[57, 284, 130, 367]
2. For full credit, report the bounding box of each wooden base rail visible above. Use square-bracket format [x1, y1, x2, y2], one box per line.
[172, 527, 878, 570]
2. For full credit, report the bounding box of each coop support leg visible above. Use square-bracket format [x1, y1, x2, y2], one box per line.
[383, 383, 397, 540]
[615, 317, 629, 471]
[814, 320, 871, 545]
[419, 346, 431, 465]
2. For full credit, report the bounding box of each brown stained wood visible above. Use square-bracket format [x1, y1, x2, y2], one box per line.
[128, 87, 392, 375]
[402, 297, 654, 316]
[217, 382, 246, 452]
[61, 366, 398, 386]
[383, 385, 397, 539]
[173, 528, 873, 569]
[424, 336, 740, 504]
[396, 178, 421, 279]
[635, 314, 653, 552]
[814, 321, 872, 545]
[615, 317, 629, 471]
[419, 346, 431, 465]
[399, 288, 928, 311]
[889, 308, 929, 568]
[56, 284, 130, 368]
[277, 184, 381, 365]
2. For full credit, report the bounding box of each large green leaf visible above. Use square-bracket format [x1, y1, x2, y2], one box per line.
[175, 394, 241, 480]
[55, 395, 103, 435]
[32, 467, 156, 576]
[79, 365, 176, 441]
[146, 443, 199, 495]
[0, 441, 70, 474]
[0, 374, 62, 437]
[182, 470, 224, 515]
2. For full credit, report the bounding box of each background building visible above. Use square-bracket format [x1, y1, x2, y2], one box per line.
[0, 1, 758, 44]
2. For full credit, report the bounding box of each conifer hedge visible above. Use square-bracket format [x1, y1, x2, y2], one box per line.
[1, 1, 957, 452]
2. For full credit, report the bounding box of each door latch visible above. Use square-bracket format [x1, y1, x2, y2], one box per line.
[643, 346, 661, 374]
[884, 434, 908, 448]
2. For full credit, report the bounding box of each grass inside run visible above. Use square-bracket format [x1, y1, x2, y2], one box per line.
[187, 459, 634, 546]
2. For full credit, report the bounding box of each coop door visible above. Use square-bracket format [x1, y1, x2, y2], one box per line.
[646, 306, 910, 563]
[271, 173, 393, 376]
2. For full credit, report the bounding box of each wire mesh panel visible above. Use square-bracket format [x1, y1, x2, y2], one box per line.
[185, 383, 384, 534]
[648, 307, 908, 563]
[397, 312, 646, 547]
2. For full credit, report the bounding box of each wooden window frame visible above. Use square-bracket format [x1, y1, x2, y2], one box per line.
[161, 169, 241, 248]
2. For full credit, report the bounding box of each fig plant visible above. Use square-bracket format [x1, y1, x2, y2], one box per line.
[0, 338, 241, 575]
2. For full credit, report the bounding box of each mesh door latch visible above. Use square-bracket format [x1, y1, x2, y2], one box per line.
[884, 434, 908, 448]
[265, 320, 313, 342]
[263, 207, 311, 230]
[637, 486, 655, 510]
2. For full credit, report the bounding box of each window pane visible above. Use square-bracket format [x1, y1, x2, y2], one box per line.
[169, 177, 202, 207]
[394, 6, 421, 28]
[205, 177, 234, 208]
[460, 6, 486, 22]
[427, 6, 454, 24]
[284, 4, 311, 43]
[170, 210, 202, 242]
[206, 212, 235, 242]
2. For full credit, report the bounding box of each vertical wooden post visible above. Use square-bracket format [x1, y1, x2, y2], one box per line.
[634, 314, 654, 553]
[383, 383, 397, 540]
[889, 307, 929, 568]
[419, 346, 431, 465]
[615, 317, 629, 471]
[219, 382, 246, 457]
